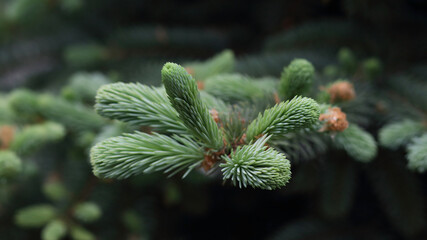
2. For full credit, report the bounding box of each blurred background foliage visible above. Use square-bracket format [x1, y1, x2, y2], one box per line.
[0, 0, 427, 239]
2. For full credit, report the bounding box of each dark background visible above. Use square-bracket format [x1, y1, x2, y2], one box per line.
[1, 0, 426, 90]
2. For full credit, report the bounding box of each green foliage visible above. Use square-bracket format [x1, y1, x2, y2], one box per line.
[334, 124, 377, 162]
[322, 65, 339, 78]
[92, 121, 132, 145]
[199, 91, 229, 114]
[162, 62, 223, 150]
[37, 94, 105, 132]
[14, 204, 57, 228]
[185, 49, 235, 81]
[2, 1, 426, 239]
[42, 220, 67, 240]
[95, 82, 187, 134]
[235, 51, 334, 78]
[279, 58, 315, 100]
[92, 61, 320, 190]
[273, 106, 328, 162]
[10, 122, 65, 156]
[246, 96, 320, 141]
[8, 89, 40, 122]
[362, 57, 382, 80]
[63, 44, 107, 67]
[338, 47, 357, 74]
[0, 95, 14, 124]
[4, 0, 48, 24]
[62, 72, 111, 103]
[204, 73, 275, 103]
[379, 119, 425, 150]
[221, 135, 291, 190]
[219, 105, 254, 147]
[273, 128, 328, 162]
[70, 226, 95, 240]
[91, 132, 204, 179]
[407, 134, 427, 172]
[42, 181, 68, 202]
[73, 202, 102, 223]
[0, 150, 22, 179]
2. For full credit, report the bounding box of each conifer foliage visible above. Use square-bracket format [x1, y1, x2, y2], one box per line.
[90, 61, 323, 190]
[90, 52, 379, 191]
[1, 1, 427, 238]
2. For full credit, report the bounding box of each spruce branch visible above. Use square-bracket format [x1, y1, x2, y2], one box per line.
[62, 72, 110, 103]
[93, 122, 132, 145]
[219, 105, 254, 148]
[338, 47, 357, 74]
[90, 132, 204, 179]
[204, 74, 276, 103]
[279, 58, 315, 100]
[273, 127, 329, 162]
[246, 96, 320, 141]
[64, 43, 107, 67]
[95, 82, 187, 135]
[379, 119, 425, 150]
[220, 135, 291, 190]
[10, 122, 65, 156]
[42, 220, 67, 240]
[0, 150, 22, 179]
[362, 57, 382, 81]
[73, 202, 102, 223]
[235, 50, 333, 78]
[334, 124, 377, 162]
[0, 95, 15, 124]
[8, 89, 40, 122]
[38, 94, 105, 132]
[162, 62, 224, 150]
[407, 133, 427, 173]
[199, 91, 229, 114]
[184, 49, 235, 81]
[14, 204, 57, 228]
[70, 225, 96, 240]
[43, 180, 69, 202]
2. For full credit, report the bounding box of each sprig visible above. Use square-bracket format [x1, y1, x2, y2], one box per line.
[246, 96, 320, 141]
[162, 62, 224, 150]
[95, 82, 187, 134]
[379, 119, 425, 150]
[279, 59, 315, 100]
[10, 122, 65, 156]
[91, 132, 204, 179]
[221, 135, 291, 190]
[0, 150, 22, 179]
[407, 134, 427, 172]
[334, 124, 377, 162]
